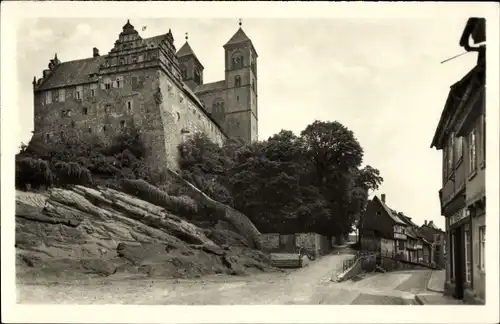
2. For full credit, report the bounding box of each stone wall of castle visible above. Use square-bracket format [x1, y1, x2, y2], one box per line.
[34, 65, 226, 175]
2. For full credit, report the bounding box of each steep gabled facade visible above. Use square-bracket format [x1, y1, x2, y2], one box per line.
[360, 194, 408, 258]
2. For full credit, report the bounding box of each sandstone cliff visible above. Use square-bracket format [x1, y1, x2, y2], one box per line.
[16, 184, 274, 282]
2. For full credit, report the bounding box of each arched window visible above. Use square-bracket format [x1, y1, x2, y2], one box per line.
[212, 99, 225, 115]
[194, 69, 201, 84]
[231, 52, 244, 69]
[235, 75, 241, 87]
[180, 65, 187, 79]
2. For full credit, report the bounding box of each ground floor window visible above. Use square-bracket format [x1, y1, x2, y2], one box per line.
[464, 224, 472, 283]
[479, 226, 486, 271]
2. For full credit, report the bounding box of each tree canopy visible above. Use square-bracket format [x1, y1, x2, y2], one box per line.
[179, 120, 383, 236]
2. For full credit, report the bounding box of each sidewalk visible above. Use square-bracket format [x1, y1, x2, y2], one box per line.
[427, 270, 445, 293]
[415, 293, 464, 305]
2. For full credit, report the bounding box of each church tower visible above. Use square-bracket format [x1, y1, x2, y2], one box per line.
[223, 21, 258, 142]
[177, 33, 204, 91]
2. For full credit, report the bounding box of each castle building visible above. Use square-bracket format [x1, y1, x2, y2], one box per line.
[31, 20, 258, 173]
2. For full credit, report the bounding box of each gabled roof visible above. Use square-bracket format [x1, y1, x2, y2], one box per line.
[223, 27, 258, 56]
[224, 27, 251, 47]
[430, 62, 482, 149]
[177, 42, 195, 57]
[373, 196, 406, 225]
[35, 56, 106, 91]
[176, 41, 204, 68]
[35, 34, 174, 92]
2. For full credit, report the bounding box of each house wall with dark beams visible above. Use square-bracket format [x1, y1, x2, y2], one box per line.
[32, 21, 227, 174]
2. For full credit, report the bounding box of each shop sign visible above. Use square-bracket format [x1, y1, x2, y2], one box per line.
[450, 208, 468, 226]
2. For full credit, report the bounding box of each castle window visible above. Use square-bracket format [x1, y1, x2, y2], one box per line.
[132, 55, 138, 63]
[90, 83, 97, 97]
[82, 107, 88, 115]
[231, 52, 244, 69]
[103, 78, 112, 89]
[75, 85, 83, 100]
[126, 100, 133, 113]
[45, 91, 52, 104]
[58, 89, 65, 102]
[115, 76, 124, 88]
[119, 57, 125, 65]
[235, 75, 241, 87]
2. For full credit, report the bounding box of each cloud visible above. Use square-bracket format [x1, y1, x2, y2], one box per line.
[76, 23, 92, 36]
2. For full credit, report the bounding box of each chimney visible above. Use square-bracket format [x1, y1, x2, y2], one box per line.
[424, 220, 427, 226]
[381, 194, 386, 203]
[93, 47, 100, 57]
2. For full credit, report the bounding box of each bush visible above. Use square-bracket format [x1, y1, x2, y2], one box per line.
[15, 157, 54, 189]
[52, 161, 93, 187]
[121, 179, 198, 218]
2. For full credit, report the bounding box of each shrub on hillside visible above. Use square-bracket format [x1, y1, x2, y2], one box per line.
[121, 179, 198, 218]
[52, 161, 93, 187]
[15, 157, 54, 190]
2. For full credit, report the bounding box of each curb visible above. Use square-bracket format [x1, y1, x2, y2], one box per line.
[426, 272, 445, 294]
[414, 295, 424, 305]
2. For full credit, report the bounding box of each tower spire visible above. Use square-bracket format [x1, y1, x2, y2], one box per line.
[238, 18, 242, 27]
[185, 32, 188, 41]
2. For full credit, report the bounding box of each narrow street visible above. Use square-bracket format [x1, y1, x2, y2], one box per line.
[17, 254, 441, 305]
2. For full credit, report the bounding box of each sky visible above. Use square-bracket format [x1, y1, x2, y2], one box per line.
[14, 16, 482, 230]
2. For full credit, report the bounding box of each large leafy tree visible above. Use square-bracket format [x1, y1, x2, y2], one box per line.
[178, 121, 383, 237]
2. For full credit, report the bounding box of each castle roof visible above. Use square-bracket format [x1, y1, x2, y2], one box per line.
[194, 80, 225, 94]
[35, 56, 106, 91]
[224, 27, 251, 46]
[176, 41, 204, 68]
[177, 41, 195, 57]
[35, 34, 174, 92]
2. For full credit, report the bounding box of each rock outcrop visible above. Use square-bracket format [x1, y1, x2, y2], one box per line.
[15, 185, 274, 282]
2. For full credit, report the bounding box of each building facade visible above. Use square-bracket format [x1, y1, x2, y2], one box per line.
[31, 20, 258, 174]
[430, 17, 485, 304]
[360, 194, 408, 258]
